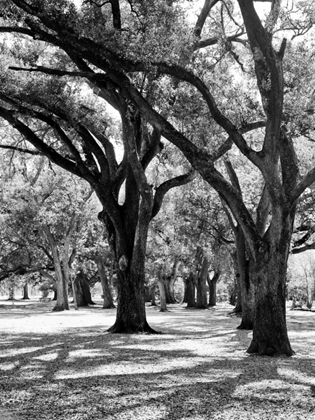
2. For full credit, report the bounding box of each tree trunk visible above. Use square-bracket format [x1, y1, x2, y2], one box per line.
[150, 283, 157, 306]
[209, 271, 220, 307]
[71, 275, 79, 310]
[53, 270, 69, 311]
[43, 226, 69, 311]
[229, 281, 237, 306]
[234, 275, 242, 313]
[107, 263, 157, 332]
[247, 230, 294, 356]
[8, 281, 15, 300]
[196, 256, 209, 309]
[186, 272, 196, 308]
[144, 285, 151, 302]
[157, 277, 168, 312]
[164, 278, 174, 304]
[95, 255, 115, 309]
[235, 230, 254, 330]
[74, 271, 95, 307]
[165, 257, 180, 303]
[22, 282, 30, 300]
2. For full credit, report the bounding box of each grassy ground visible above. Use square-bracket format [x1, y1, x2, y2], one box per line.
[1, 299, 315, 419]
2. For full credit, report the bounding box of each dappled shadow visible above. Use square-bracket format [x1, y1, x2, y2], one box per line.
[1, 302, 315, 419]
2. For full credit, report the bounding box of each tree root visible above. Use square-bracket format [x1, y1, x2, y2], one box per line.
[247, 340, 295, 357]
[107, 320, 162, 334]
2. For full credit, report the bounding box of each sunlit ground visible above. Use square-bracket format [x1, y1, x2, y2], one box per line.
[1, 300, 315, 420]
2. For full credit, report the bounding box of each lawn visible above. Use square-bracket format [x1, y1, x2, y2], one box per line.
[1, 300, 315, 420]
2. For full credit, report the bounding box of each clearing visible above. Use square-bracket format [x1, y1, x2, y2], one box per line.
[0, 300, 315, 420]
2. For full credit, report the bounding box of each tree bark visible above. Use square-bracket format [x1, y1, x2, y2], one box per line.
[247, 214, 295, 356]
[209, 271, 220, 306]
[43, 226, 69, 311]
[235, 229, 254, 330]
[108, 264, 157, 332]
[95, 255, 115, 309]
[186, 272, 196, 308]
[73, 271, 95, 307]
[157, 276, 168, 312]
[165, 257, 180, 303]
[196, 255, 209, 309]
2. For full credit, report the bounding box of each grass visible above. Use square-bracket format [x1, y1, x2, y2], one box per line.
[1, 299, 315, 419]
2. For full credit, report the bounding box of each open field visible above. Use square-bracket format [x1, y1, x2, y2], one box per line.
[1, 300, 315, 420]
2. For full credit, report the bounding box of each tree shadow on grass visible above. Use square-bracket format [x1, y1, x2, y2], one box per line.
[1, 303, 315, 419]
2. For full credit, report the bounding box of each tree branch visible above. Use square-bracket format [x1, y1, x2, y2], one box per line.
[291, 167, 315, 205]
[0, 144, 41, 155]
[151, 170, 198, 219]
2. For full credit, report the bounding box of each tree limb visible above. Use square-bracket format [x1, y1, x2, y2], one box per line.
[151, 170, 198, 219]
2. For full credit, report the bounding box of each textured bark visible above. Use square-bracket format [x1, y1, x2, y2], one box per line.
[235, 230, 254, 330]
[247, 209, 295, 356]
[234, 274, 242, 313]
[229, 282, 237, 306]
[74, 271, 95, 307]
[186, 272, 196, 308]
[164, 279, 174, 304]
[95, 255, 115, 309]
[43, 226, 69, 311]
[108, 266, 158, 333]
[209, 272, 220, 307]
[165, 257, 180, 304]
[196, 256, 209, 309]
[248, 252, 293, 356]
[157, 277, 168, 312]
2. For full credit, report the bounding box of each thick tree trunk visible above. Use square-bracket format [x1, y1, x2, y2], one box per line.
[95, 255, 115, 309]
[209, 272, 220, 307]
[235, 276, 242, 313]
[186, 272, 196, 308]
[164, 278, 174, 304]
[43, 226, 69, 311]
[22, 282, 30, 300]
[247, 235, 294, 356]
[229, 281, 237, 306]
[53, 271, 69, 311]
[165, 257, 180, 303]
[196, 256, 209, 308]
[74, 271, 95, 307]
[235, 230, 254, 330]
[108, 263, 157, 333]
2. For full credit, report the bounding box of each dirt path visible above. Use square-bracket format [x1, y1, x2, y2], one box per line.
[1, 300, 315, 420]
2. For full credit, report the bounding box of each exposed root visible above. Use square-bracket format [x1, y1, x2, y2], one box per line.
[247, 340, 295, 357]
[237, 320, 253, 330]
[107, 320, 162, 334]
